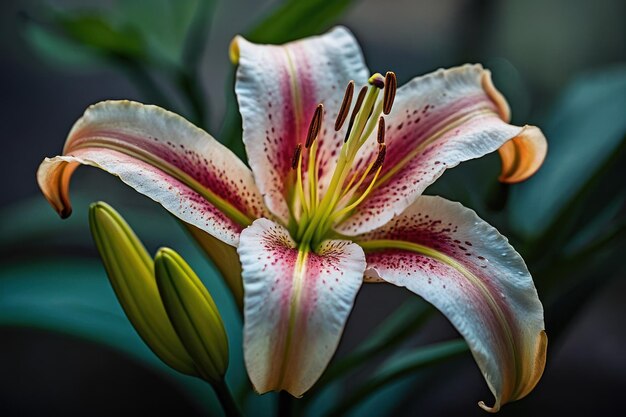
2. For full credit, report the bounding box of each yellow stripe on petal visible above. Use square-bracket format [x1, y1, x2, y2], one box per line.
[357, 196, 547, 412]
[37, 100, 268, 246]
[238, 218, 365, 396]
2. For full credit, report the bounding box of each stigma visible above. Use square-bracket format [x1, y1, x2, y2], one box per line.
[290, 72, 397, 248]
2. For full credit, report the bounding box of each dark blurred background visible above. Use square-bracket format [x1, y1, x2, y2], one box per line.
[1, 0, 625, 416]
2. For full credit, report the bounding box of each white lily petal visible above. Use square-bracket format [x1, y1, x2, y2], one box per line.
[358, 196, 547, 412]
[238, 218, 365, 396]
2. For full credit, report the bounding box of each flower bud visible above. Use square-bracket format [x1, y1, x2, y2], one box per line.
[154, 247, 229, 384]
[89, 201, 197, 376]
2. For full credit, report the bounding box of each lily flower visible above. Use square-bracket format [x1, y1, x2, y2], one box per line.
[37, 27, 547, 412]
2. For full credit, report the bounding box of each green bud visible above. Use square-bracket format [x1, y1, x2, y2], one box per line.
[154, 247, 229, 384]
[89, 202, 196, 376]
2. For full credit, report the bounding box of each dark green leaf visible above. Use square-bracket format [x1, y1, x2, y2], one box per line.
[509, 66, 626, 238]
[324, 340, 469, 417]
[114, 0, 208, 67]
[0, 259, 216, 413]
[247, 0, 356, 44]
[20, 15, 104, 68]
[317, 299, 433, 386]
[57, 14, 144, 57]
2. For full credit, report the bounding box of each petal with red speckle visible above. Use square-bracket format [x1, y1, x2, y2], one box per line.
[233, 27, 369, 223]
[37, 100, 268, 246]
[336, 65, 547, 235]
[238, 218, 365, 396]
[357, 196, 547, 412]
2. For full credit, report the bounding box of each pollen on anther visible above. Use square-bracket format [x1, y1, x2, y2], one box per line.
[291, 144, 302, 169]
[377, 116, 385, 143]
[383, 72, 397, 115]
[305, 104, 324, 148]
[371, 143, 387, 171]
[335, 81, 354, 131]
[344, 86, 367, 142]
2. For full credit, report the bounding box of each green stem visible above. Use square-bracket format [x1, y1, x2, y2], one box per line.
[213, 379, 244, 417]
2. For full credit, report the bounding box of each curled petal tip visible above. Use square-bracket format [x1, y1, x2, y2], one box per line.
[478, 400, 500, 413]
[229, 36, 242, 64]
[498, 125, 548, 183]
[481, 69, 511, 122]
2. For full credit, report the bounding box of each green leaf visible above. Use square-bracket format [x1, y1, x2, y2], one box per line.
[317, 299, 433, 387]
[20, 15, 105, 68]
[0, 259, 214, 412]
[113, 0, 210, 68]
[0, 196, 277, 415]
[509, 66, 626, 238]
[324, 340, 469, 417]
[56, 14, 144, 58]
[247, 0, 356, 44]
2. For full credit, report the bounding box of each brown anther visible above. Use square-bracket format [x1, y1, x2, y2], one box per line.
[371, 143, 387, 171]
[305, 104, 324, 148]
[335, 81, 354, 131]
[377, 116, 385, 143]
[344, 86, 368, 142]
[291, 144, 302, 169]
[383, 72, 397, 115]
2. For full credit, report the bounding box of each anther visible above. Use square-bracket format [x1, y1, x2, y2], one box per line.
[305, 104, 324, 148]
[335, 81, 354, 131]
[291, 144, 302, 169]
[377, 116, 385, 143]
[344, 86, 368, 142]
[383, 72, 397, 115]
[368, 73, 385, 89]
[371, 143, 387, 171]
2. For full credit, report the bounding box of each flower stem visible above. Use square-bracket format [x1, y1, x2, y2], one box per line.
[213, 379, 244, 417]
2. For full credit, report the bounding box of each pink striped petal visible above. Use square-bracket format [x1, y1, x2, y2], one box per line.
[357, 196, 547, 412]
[37, 100, 267, 246]
[233, 26, 369, 223]
[337, 65, 547, 235]
[238, 218, 365, 396]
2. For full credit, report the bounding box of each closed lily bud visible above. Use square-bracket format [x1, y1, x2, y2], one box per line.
[88, 202, 197, 376]
[154, 247, 229, 384]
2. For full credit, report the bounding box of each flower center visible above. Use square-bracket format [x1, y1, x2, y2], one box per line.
[289, 72, 397, 250]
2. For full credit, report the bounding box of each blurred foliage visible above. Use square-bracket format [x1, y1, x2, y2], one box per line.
[2, 0, 625, 416]
[509, 66, 626, 239]
[247, 0, 353, 44]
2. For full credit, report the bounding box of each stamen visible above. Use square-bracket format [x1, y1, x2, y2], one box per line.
[368, 73, 385, 89]
[377, 116, 385, 144]
[291, 144, 302, 169]
[335, 81, 354, 131]
[305, 104, 324, 148]
[344, 86, 368, 142]
[383, 72, 397, 115]
[327, 151, 386, 227]
[371, 143, 387, 171]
